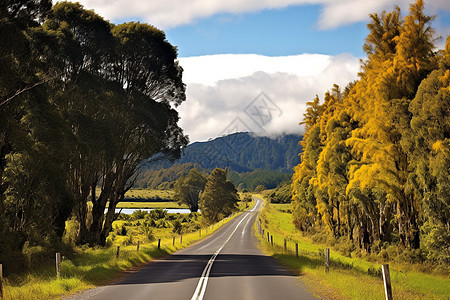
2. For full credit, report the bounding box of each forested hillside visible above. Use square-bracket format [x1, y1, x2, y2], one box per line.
[136, 132, 301, 190]
[292, 0, 449, 268]
[177, 132, 302, 172]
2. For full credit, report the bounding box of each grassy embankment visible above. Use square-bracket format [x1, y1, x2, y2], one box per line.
[3, 197, 254, 300]
[256, 199, 450, 300]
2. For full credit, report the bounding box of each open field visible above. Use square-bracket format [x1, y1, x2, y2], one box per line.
[256, 199, 450, 300]
[124, 188, 175, 200]
[94, 188, 175, 201]
[114, 201, 187, 209]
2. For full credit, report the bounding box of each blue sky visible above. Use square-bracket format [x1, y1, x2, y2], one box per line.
[78, 0, 450, 142]
[165, 5, 369, 57]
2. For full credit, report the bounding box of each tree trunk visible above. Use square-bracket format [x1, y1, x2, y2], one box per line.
[89, 181, 111, 244]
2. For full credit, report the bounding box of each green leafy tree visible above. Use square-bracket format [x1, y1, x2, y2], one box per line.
[200, 168, 239, 223]
[35, 2, 188, 245]
[174, 168, 207, 212]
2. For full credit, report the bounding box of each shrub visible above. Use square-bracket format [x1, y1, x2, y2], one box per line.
[120, 225, 127, 236]
[254, 185, 266, 193]
[172, 220, 183, 234]
[131, 209, 148, 220]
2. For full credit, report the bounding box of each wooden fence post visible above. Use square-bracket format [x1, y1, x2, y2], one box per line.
[0, 263, 4, 299]
[137, 241, 140, 253]
[324, 248, 330, 273]
[180, 235, 183, 245]
[56, 252, 61, 278]
[173, 236, 175, 246]
[296, 243, 299, 259]
[270, 235, 273, 246]
[284, 238, 287, 252]
[158, 239, 161, 249]
[199, 230, 201, 237]
[382, 264, 393, 300]
[116, 246, 120, 258]
[267, 232, 270, 243]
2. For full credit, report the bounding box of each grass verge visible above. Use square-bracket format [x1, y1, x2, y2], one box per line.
[256, 199, 450, 300]
[2, 213, 242, 300]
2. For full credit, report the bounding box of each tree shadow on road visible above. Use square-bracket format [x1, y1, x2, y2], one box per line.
[115, 253, 293, 285]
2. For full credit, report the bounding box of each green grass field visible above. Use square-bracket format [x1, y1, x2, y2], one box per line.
[256, 199, 450, 300]
[101, 188, 182, 209]
[124, 188, 175, 200]
[115, 201, 187, 209]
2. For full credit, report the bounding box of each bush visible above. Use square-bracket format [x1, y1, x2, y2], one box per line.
[149, 209, 167, 220]
[62, 216, 80, 246]
[254, 185, 266, 193]
[146, 228, 155, 241]
[120, 225, 127, 236]
[172, 220, 182, 234]
[242, 193, 252, 203]
[131, 209, 148, 220]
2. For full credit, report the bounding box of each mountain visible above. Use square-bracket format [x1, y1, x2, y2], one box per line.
[178, 132, 302, 172]
[149, 132, 302, 173]
[135, 132, 303, 190]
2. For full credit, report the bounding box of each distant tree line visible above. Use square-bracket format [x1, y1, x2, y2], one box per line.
[0, 0, 187, 272]
[136, 162, 292, 192]
[135, 163, 201, 189]
[292, 0, 449, 266]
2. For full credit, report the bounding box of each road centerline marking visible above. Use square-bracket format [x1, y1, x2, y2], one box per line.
[190, 213, 251, 300]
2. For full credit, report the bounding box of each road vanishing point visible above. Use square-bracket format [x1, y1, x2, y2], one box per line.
[67, 197, 316, 300]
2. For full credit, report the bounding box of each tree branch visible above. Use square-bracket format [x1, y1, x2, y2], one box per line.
[0, 78, 50, 108]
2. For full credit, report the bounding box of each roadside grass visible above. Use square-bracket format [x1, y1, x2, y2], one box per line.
[256, 199, 450, 300]
[2, 214, 242, 300]
[3, 198, 255, 300]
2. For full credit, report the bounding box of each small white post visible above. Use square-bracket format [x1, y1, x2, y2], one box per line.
[382, 264, 393, 300]
[56, 253, 61, 278]
[0, 263, 4, 299]
[325, 248, 330, 273]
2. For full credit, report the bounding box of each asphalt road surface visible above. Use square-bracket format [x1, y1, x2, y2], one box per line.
[67, 197, 316, 300]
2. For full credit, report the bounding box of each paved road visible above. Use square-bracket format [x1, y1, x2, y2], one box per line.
[68, 197, 316, 300]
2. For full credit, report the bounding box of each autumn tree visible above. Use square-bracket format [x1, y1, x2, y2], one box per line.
[292, 1, 446, 255]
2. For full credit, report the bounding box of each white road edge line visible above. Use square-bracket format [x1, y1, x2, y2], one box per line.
[190, 213, 251, 300]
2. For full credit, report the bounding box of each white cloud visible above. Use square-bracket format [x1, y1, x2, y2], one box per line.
[179, 54, 331, 85]
[177, 53, 360, 142]
[75, 0, 450, 30]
